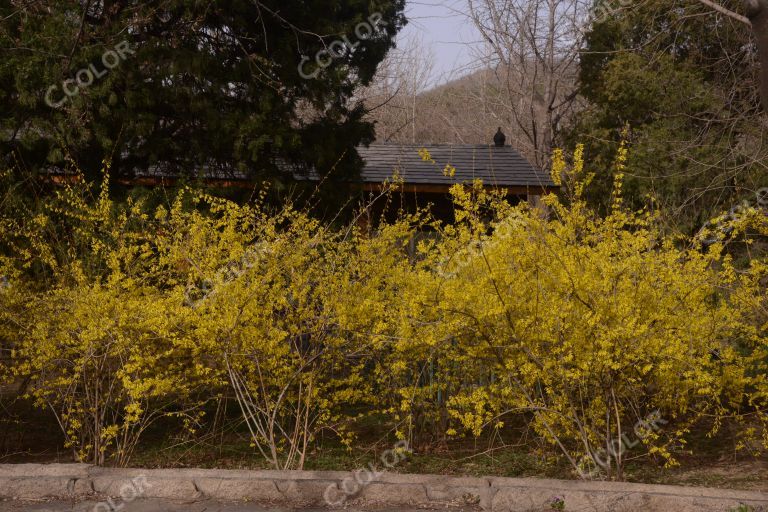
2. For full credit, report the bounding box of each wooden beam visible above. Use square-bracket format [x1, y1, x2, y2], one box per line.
[114, 177, 259, 189]
[357, 182, 559, 195]
[42, 173, 561, 196]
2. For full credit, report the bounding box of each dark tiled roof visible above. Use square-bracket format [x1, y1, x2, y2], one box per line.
[356, 143, 554, 188]
[45, 144, 553, 189]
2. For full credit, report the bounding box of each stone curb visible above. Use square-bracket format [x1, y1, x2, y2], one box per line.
[0, 464, 766, 511]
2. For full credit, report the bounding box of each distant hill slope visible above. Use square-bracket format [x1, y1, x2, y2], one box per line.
[363, 65, 575, 168]
[366, 68, 512, 145]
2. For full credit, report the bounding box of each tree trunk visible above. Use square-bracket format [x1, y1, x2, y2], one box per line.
[746, 0, 768, 109]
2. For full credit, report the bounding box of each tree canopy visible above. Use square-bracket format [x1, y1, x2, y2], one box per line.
[0, 0, 406, 187]
[571, 0, 765, 230]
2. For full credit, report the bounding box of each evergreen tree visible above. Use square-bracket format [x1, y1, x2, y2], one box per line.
[0, 0, 405, 189]
[571, 0, 765, 230]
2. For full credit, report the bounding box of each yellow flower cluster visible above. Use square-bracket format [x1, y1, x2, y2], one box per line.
[0, 155, 765, 477]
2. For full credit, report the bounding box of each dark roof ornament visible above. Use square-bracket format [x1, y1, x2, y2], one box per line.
[493, 127, 506, 147]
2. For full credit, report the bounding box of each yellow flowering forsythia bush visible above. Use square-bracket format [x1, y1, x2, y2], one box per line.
[0, 173, 423, 467]
[1, 176, 222, 465]
[418, 150, 768, 480]
[0, 153, 765, 478]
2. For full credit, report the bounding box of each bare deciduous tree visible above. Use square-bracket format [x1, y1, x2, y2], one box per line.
[696, 0, 768, 109]
[466, 0, 586, 167]
[744, 0, 768, 108]
[359, 35, 436, 143]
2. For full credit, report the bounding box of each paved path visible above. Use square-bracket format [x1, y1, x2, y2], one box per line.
[3, 501, 258, 511]
[0, 500, 469, 512]
[4, 464, 768, 512]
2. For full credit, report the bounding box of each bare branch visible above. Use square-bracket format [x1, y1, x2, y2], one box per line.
[695, 0, 751, 25]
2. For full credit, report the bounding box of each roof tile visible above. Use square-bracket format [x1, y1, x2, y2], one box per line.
[356, 143, 554, 188]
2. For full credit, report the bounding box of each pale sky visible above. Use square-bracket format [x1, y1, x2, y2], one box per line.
[397, 0, 483, 85]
